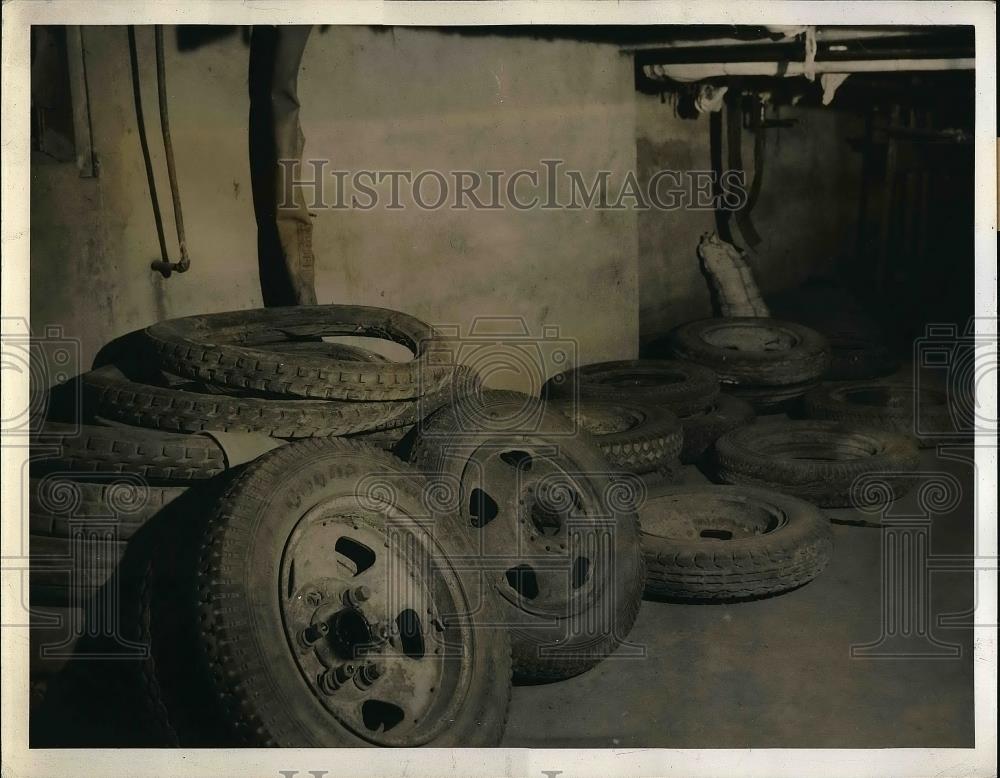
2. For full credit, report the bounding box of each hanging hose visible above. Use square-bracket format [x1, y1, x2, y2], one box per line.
[150, 25, 191, 277]
[127, 26, 169, 267]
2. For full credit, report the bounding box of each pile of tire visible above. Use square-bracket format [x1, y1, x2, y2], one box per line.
[27, 305, 485, 744]
[665, 317, 831, 411]
[28, 305, 919, 746]
[28, 306, 654, 747]
[30, 306, 476, 606]
[82, 305, 477, 444]
[539, 359, 836, 602]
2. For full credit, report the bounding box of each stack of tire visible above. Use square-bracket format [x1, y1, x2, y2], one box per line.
[30, 306, 476, 605]
[543, 360, 833, 602]
[29, 306, 653, 747]
[539, 358, 841, 604]
[665, 317, 832, 411]
[28, 305, 477, 743]
[528, 320, 927, 608]
[83, 305, 476, 444]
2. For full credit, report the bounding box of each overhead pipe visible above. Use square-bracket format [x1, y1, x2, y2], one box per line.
[644, 57, 975, 83]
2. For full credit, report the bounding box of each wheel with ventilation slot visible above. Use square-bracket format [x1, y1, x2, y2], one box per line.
[141, 437, 511, 747]
[412, 390, 645, 683]
[640, 484, 834, 600]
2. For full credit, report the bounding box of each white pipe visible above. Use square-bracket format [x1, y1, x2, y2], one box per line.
[645, 58, 975, 82]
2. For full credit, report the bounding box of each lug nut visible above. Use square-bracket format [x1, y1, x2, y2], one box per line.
[354, 661, 385, 690]
[318, 663, 356, 694]
[298, 621, 329, 648]
[344, 585, 372, 608]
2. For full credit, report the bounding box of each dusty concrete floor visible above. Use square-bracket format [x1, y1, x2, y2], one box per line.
[502, 443, 976, 748]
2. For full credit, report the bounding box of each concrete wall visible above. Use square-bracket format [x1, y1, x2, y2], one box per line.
[30, 26, 639, 391]
[635, 91, 864, 348]
[30, 26, 864, 389]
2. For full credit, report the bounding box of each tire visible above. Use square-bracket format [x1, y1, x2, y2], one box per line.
[803, 381, 957, 447]
[93, 328, 389, 369]
[412, 390, 645, 683]
[29, 476, 187, 540]
[80, 364, 470, 438]
[678, 393, 755, 464]
[547, 398, 683, 474]
[667, 317, 831, 388]
[143, 305, 456, 401]
[143, 438, 512, 747]
[32, 422, 226, 481]
[29, 534, 127, 604]
[640, 484, 833, 600]
[714, 420, 920, 507]
[543, 359, 719, 416]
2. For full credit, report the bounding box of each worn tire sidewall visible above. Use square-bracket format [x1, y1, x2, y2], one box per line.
[198, 441, 510, 746]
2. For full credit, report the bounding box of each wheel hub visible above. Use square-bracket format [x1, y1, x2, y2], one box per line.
[464, 446, 601, 617]
[279, 504, 471, 746]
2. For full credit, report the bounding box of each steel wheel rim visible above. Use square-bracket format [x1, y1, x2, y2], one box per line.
[640, 492, 789, 542]
[279, 497, 472, 746]
[458, 444, 606, 618]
